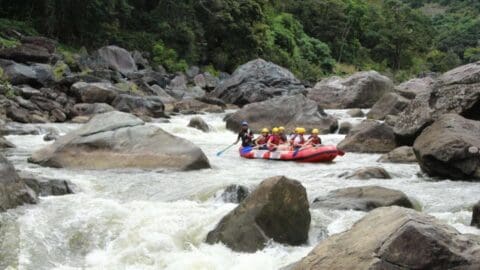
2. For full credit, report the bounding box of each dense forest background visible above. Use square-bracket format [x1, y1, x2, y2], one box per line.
[0, 0, 479, 82]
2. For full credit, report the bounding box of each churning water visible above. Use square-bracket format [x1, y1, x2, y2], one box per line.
[1, 110, 479, 270]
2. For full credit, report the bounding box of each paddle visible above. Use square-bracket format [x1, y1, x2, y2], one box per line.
[240, 146, 253, 155]
[216, 144, 235, 156]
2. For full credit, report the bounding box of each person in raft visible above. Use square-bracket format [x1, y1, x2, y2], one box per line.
[267, 127, 281, 151]
[291, 127, 306, 149]
[233, 121, 253, 147]
[278, 126, 287, 144]
[255, 128, 270, 150]
[305, 128, 322, 146]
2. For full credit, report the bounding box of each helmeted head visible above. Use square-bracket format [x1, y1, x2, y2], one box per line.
[312, 128, 319, 135]
[294, 127, 300, 134]
[299, 127, 306, 134]
[272, 127, 279, 134]
[278, 126, 285, 133]
[261, 128, 269, 135]
[241, 121, 248, 130]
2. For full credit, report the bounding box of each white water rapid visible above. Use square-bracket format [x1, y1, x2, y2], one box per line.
[1, 110, 479, 270]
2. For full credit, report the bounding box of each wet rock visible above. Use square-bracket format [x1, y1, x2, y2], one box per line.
[308, 71, 394, 109]
[338, 120, 396, 153]
[226, 95, 338, 134]
[96, 45, 137, 75]
[0, 122, 42, 135]
[413, 114, 480, 180]
[209, 59, 306, 106]
[396, 76, 435, 99]
[291, 206, 480, 270]
[472, 201, 480, 228]
[394, 62, 480, 145]
[112, 94, 165, 118]
[29, 111, 210, 171]
[312, 186, 412, 211]
[188, 116, 209, 132]
[346, 109, 364, 117]
[0, 59, 52, 87]
[43, 130, 60, 142]
[0, 136, 15, 148]
[367, 92, 410, 120]
[172, 99, 224, 114]
[341, 166, 391, 180]
[220, 184, 249, 204]
[72, 103, 115, 117]
[378, 146, 417, 163]
[19, 172, 77, 196]
[71, 82, 119, 104]
[0, 154, 37, 211]
[338, 122, 352, 135]
[206, 176, 310, 252]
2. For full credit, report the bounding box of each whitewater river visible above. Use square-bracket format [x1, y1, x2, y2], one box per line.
[1, 110, 479, 270]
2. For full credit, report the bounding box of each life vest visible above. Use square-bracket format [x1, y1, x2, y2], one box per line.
[294, 135, 305, 145]
[309, 135, 321, 145]
[268, 134, 281, 145]
[256, 135, 268, 145]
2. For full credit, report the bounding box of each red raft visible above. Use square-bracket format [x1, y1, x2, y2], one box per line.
[239, 145, 344, 163]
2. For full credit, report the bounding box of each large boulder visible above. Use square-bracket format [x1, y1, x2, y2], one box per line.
[395, 76, 435, 99]
[209, 59, 306, 106]
[206, 176, 310, 252]
[188, 116, 209, 132]
[338, 120, 396, 153]
[378, 146, 417, 163]
[413, 114, 480, 180]
[0, 59, 53, 87]
[111, 94, 165, 118]
[307, 71, 394, 109]
[172, 99, 224, 114]
[226, 95, 338, 134]
[472, 201, 480, 228]
[96, 45, 137, 75]
[72, 103, 115, 117]
[28, 111, 210, 171]
[290, 207, 480, 270]
[0, 155, 37, 211]
[367, 92, 410, 120]
[312, 186, 413, 211]
[394, 62, 480, 145]
[219, 184, 250, 204]
[0, 43, 53, 64]
[71, 82, 119, 104]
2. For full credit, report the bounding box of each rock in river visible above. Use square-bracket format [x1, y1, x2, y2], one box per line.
[338, 120, 396, 153]
[312, 186, 413, 211]
[206, 176, 310, 252]
[209, 59, 306, 106]
[290, 206, 480, 270]
[29, 111, 210, 171]
[413, 114, 480, 180]
[226, 94, 338, 134]
[378, 146, 417, 163]
[0, 154, 37, 211]
[472, 201, 480, 228]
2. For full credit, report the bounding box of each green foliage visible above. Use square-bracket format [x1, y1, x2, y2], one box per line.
[53, 61, 70, 81]
[0, 37, 19, 49]
[464, 47, 480, 63]
[152, 42, 188, 73]
[426, 50, 462, 72]
[203, 65, 220, 77]
[0, 67, 15, 99]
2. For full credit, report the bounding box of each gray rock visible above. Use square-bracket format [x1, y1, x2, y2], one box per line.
[290, 206, 480, 270]
[0, 136, 15, 148]
[43, 129, 60, 142]
[72, 103, 115, 117]
[396, 76, 435, 99]
[166, 74, 188, 99]
[194, 73, 207, 88]
[0, 154, 37, 211]
[186, 66, 200, 80]
[188, 116, 209, 132]
[16, 85, 42, 98]
[220, 185, 249, 204]
[112, 94, 165, 118]
[384, 114, 399, 126]
[71, 82, 119, 104]
[338, 120, 396, 153]
[19, 172, 78, 196]
[97, 45, 137, 75]
[0, 59, 53, 87]
[172, 99, 223, 114]
[312, 186, 413, 211]
[378, 146, 417, 163]
[209, 59, 306, 106]
[150, 85, 176, 104]
[308, 71, 394, 109]
[394, 62, 480, 145]
[131, 50, 149, 70]
[203, 72, 219, 90]
[226, 95, 338, 134]
[0, 43, 53, 64]
[206, 176, 310, 252]
[346, 109, 364, 117]
[338, 122, 352, 135]
[341, 167, 391, 180]
[367, 92, 410, 120]
[413, 114, 480, 180]
[29, 111, 210, 171]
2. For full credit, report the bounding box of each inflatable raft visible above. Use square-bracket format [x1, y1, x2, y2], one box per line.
[239, 145, 344, 163]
